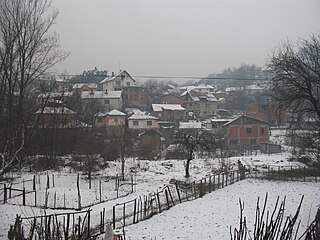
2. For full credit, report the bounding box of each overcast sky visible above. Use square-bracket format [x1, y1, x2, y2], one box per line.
[52, 0, 320, 78]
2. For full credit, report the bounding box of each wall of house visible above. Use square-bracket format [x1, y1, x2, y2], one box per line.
[160, 94, 183, 105]
[105, 115, 126, 126]
[128, 119, 159, 129]
[226, 124, 269, 147]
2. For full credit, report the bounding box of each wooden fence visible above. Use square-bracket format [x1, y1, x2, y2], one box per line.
[111, 170, 242, 229]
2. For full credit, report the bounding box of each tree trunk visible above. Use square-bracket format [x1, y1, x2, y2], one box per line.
[185, 159, 191, 178]
[121, 157, 125, 181]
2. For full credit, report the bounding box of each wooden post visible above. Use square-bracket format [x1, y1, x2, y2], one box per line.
[199, 180, 203, 197]
[213, 175, 216, 191]
[3, 184, 6, 204]
[222, 173, 224, 187]
[303, 167, 306, 182]
[165, 189, 170, 209]
[52, 174, 55, 188]
[155, 192, 160, 213]
[209, 176, 212, 193]
[193, 181, 197, 199]
[175, 182, 182, 203]
[204, 178, 207, 195]
[77, 173, 81, 210]
[99, 180, 102, 203]
[133, 199, 137, 223]
[218, 174, 220, 189]
[87, 210, 90, 239]
[33, 175, 36, 191]
[54, 191, 56, 208]
[123, 203, 126, 227]
[34, 190, 37, 207]
[131, 174, 134, 193]
[167, 187, 175, 206]
[113, 206, 116, 229]
[23, 187, 26, 206]
[226, 173, 228, 186]
[46, 174, 49, 189]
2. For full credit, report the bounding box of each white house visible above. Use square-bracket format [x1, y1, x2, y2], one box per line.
[128, 113, 159, 130]
[100, 70, 136, 91]
[81, 90, 122, 111]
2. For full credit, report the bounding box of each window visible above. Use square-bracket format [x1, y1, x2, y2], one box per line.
[116, 81, 121, 86]
[261, 128, 265, 134]
[246, 128, 252, 134]
[104, 99, 110, 104]
[126, 82, 130, 86]
[250, 139, 257, 145]
[230, 139, 238, 145]
[147, 120, 152, 126]
[133, 120, 138, 126]
[114, 118, 118, 123]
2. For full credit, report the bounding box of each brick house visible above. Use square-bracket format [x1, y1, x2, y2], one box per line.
[159, 93, 183, 105]
[72, 83, 97, 94]
[223, 115, 269, 150]
[122, 86, 150, 110]
[246, 103, 288, 125]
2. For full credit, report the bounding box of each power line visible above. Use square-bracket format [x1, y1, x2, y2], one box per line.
[133, 75, 270, 81]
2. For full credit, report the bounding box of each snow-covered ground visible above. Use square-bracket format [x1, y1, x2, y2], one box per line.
[0, 129, 318, 239]
[124, 179, 319, 239]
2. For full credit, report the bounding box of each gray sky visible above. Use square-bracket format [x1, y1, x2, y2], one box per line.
[53, 0, 320, 78]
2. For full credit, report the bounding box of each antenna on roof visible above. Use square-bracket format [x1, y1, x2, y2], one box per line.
[118, 61, 122, 71]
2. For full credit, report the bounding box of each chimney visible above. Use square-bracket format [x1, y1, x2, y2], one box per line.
[112, 72, 114, 77]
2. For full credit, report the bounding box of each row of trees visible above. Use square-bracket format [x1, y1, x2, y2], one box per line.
[0, 0, 68, 175]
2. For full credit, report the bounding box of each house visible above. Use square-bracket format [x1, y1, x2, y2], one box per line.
[81, 90, 122, 112]
[95, 109, 126, 129]
[100, 70, 136, 91]
[179, 121, 202, 130]
[122, 86, 150, 110]
[35, 106, 76, 128]
[223, 115, 269, 150]
[128, 113, 159, 130]
[204, 118, 230, 135]
[159, 93, 184, 105]
[181, 91, 218, 118]
[151, 104, 188, 124]
[193, 84, 215, 94]
[246, 103, 288, 125]
[72, 83, 97, 94]
[137, 129, 164, 159]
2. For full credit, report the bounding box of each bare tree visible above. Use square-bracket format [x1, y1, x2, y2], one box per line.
[0, 0, 68, 175]
[268, 35, 320, 157]
[176, 129, 217, 178]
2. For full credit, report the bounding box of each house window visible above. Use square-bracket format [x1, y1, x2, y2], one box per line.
[126, 82, 130, 86]
[116, 81, 121, 86]
[261, 127, 265, 134]
[133, 120, 138, 126]
[104, 100, 110, 104]
[189, 103, 192, 107]
[114, 118, 118, 123]
[230, 139, 238, 145]
[147, 120, 152, 126]
[250, 139, 257, 145]
[246, 128, 252, 134]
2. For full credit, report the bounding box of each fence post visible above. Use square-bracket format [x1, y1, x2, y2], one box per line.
[156, 192, 161, 213]
[218, 174, 220, 189]
[3, 184, 6, 204]
[33, 175, 36, 191]
[213, 175, 216, 191]
[99, 180, 102, 203]
[303, 167, 306, 182]
[199, 180, 203, 197]
[165, 189, 170, 209]
[193, 181, 197, 199]
[23, 187, 26, 206]
[87, 210, 90, 239]
[133, 198, 137, 224]
[175, 182, 182, 203]
[113, 205, 116, 229]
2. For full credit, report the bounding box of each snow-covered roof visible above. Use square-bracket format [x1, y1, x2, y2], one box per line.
[128, 113, 158, 120]
[179, 121, 202, 129]
[38, 92, 73, 98]
[107, 109, 126, 116]
[81, 91, 121, 99]
[152, 104, 186, 112]
[245, 85, 264, 90]
[36, 107, 75, 115]
[72, 83, 97, 89]
[100, 70, 135, 84]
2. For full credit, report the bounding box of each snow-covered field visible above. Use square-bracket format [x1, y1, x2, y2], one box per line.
[0, 129, 319, 239]
[125, 179, 319, 239]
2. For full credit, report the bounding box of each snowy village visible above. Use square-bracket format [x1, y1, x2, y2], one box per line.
[0, 0, 319, 240]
